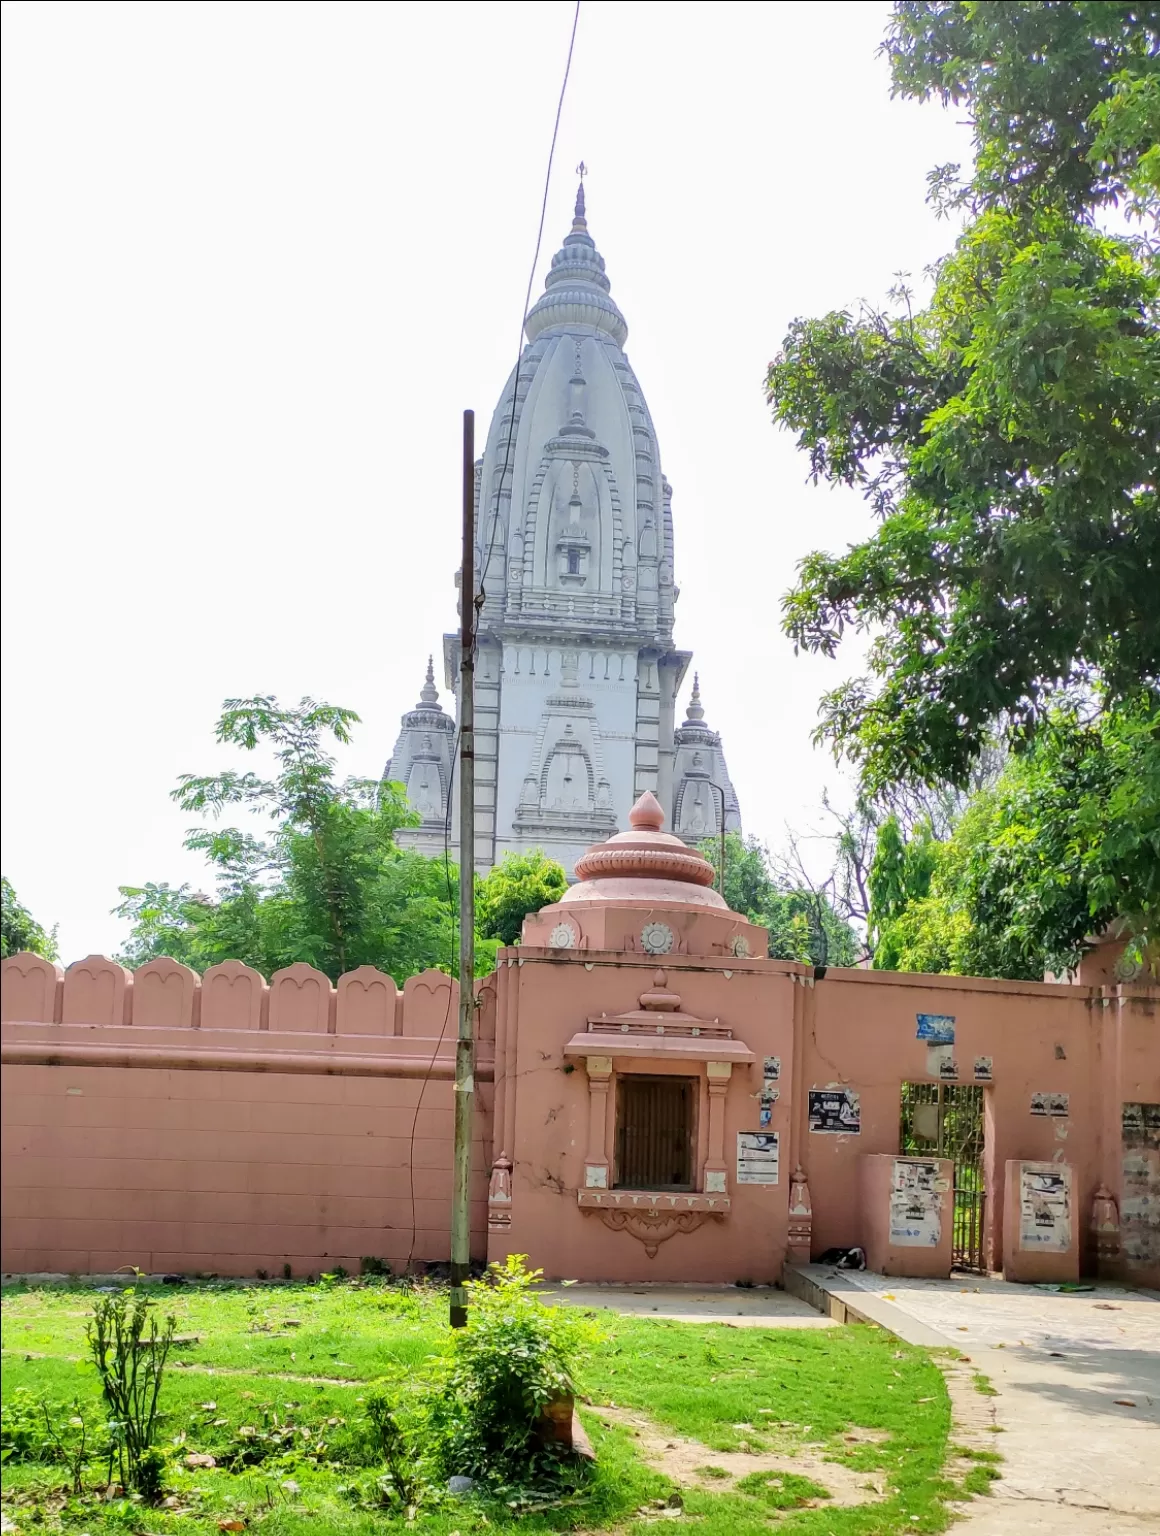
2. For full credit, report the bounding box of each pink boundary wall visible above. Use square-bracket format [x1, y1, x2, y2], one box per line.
[2, 957, 493, 1276]
[2, 945, 1158, 1285]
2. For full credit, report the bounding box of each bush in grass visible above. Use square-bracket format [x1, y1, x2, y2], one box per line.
[1, 1390, 97, 1496]
[87, 1285, 175, 1498]
[424, 1255, 600, 1486]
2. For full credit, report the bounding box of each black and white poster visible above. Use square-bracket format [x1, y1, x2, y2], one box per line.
[763, 1056, 781, 1082]
[974, 1056, 994, 1082]
[808, 1088, 861, 1134]
[1030, 1091, 1069, 1118]
[737, 1131, 780, 1184]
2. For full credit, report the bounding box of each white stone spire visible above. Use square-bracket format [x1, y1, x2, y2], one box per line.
[389, 185, 742, 873]
[524, 180, 628, 347]
[419, 654, 439, 706]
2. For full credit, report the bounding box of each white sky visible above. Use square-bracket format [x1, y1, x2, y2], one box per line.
[1, 0, 973, 964]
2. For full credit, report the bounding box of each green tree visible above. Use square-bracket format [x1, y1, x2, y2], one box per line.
[867, 815, 940, 968]
[116, 696, 495, 983]
[700, 832, 860, 968]
[476, 850, 567, 947]
[1, 877, 58, 961]
[872, 698, 1160, 977]
[767, 3, 1159, 796]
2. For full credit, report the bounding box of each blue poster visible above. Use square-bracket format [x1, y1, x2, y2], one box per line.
[916, 1013, 955, 1044]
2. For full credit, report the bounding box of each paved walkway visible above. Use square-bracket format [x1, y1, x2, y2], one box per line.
[540, 1282, 836, 1327]
[835, 1269, 1160, 1533]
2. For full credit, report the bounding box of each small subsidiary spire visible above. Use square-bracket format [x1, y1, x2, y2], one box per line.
[685, 673, 705, 723]
[419, 655, 439, 706]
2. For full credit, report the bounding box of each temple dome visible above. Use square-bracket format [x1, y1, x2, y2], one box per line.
[562, 791, 729, 910]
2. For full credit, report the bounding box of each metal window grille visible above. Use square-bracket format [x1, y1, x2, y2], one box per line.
[900, 1081, 987, 1272]
[615, 1075, 695, 1191]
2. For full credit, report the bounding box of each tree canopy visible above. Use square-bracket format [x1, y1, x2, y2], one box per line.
[476, 850, 568, 947]
[700, 832, 860, 969]
[767, 1, 1159, 795]
[868, 696, 1160, 978]
[1, 877, 58, 961]
[116, 697, 497, 983]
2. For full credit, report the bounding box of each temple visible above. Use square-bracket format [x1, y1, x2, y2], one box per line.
[384, 181, 741, 874]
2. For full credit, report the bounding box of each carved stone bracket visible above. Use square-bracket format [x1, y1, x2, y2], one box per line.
[593, 1207, 721, 1258]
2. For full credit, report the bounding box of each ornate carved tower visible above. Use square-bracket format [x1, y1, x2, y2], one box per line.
[386, 183, 741, 873]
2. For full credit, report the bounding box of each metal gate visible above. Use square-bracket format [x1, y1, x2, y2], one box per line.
[616, 1076, 695, 1190]
[901, 1082, 986, 1271]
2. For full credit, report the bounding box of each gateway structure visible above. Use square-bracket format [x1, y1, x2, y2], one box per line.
[385, 184, 741, 873]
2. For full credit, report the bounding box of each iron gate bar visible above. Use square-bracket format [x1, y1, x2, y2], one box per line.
[900, 1080, 986, 1272]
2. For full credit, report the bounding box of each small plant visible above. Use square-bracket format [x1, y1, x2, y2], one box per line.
[425, 1255, 599, 1487]
[283, 1263, 293, 1280]
[361, 1256, 390, 1278]
[365, 1388, 420, 1508]
[1, 1388, 94, 1491]
[86, 1284, 175, 1498]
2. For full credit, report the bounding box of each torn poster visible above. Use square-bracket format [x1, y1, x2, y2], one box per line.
[1121, 1103, 1160, 1268]
[737, 1131, 779, 1184]
[808, 1088, 861, 1134]
[763, 1056, 781, 1082]
[759, 1105, 773, 1128]
[974, 1056, 994, 1082]
[916, 1014, 956, 1044]
[889, 1159, 942, 1247]
[1030, 1091, 1070, 1118]
[1018, 1164, 1071, 1251]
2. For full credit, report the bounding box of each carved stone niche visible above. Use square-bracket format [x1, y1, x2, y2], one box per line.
[594, 1206, 719, 1259]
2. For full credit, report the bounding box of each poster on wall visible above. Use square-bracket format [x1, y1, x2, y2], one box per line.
[1018, 1164, 1071, 1251]
[1030, 1092, 1070, 1118]
[737, 1131, 780, 1184]
[763, 1056, 781, 1082]
[974, 1057, 994, 1082]
[808, 1088, 861, 1134]
[1121, 1103, 1160, 1269]
[916, 1014, 956, 1044]
[926, 1044, 958, 1080]
[889, 1160, 942, 1247]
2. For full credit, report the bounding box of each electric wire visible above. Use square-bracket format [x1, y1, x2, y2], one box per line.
[399, 0, 581, 1277]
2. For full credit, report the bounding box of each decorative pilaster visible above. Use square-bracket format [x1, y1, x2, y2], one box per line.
[704, 1060, 732, 1194]
[787, 1164, 813, 1265]
[488, 1153, 513, 1235]
[1090, 1182, 1121, 1278]
[584, 1055, 614, 1189]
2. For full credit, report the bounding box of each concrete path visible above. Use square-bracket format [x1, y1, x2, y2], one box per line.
[834, 1269, 1160, 1533]
[549, 1273, 1160, 1531]
[540, 1282, 837, 1327]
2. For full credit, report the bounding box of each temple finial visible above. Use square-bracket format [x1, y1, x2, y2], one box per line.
[574, 161, 587, 224]
[686, 672, 705, 723]
[419, 654, 439, 706]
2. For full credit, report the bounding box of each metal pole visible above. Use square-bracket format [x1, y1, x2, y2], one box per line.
[450, 408, 475, 1329]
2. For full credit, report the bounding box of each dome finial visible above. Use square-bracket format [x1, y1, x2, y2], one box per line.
[574, 161, 587, 225]
[686, 673, 705, 723]
[628, 790, 665, 831]
[419, 655, 439, 706]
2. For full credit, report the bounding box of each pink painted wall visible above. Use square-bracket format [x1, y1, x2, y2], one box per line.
[1, 960, 492, 1277]
[3, 943, 1158, 1286]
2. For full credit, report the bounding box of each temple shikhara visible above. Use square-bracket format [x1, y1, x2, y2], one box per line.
[385, 183, 740, 873]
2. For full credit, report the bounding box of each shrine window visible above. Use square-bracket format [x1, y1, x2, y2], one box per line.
[566, 548, 581, 575]
[614, 1074, 696, 1190]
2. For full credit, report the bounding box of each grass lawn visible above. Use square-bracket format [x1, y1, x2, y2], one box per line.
[2, 1277, 967, 1535]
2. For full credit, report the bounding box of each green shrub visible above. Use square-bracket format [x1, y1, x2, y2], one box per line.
[87, 1285, 175, 1498]
[424, 1255, 599, 1486]
[2, 1387, 94, 1491]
